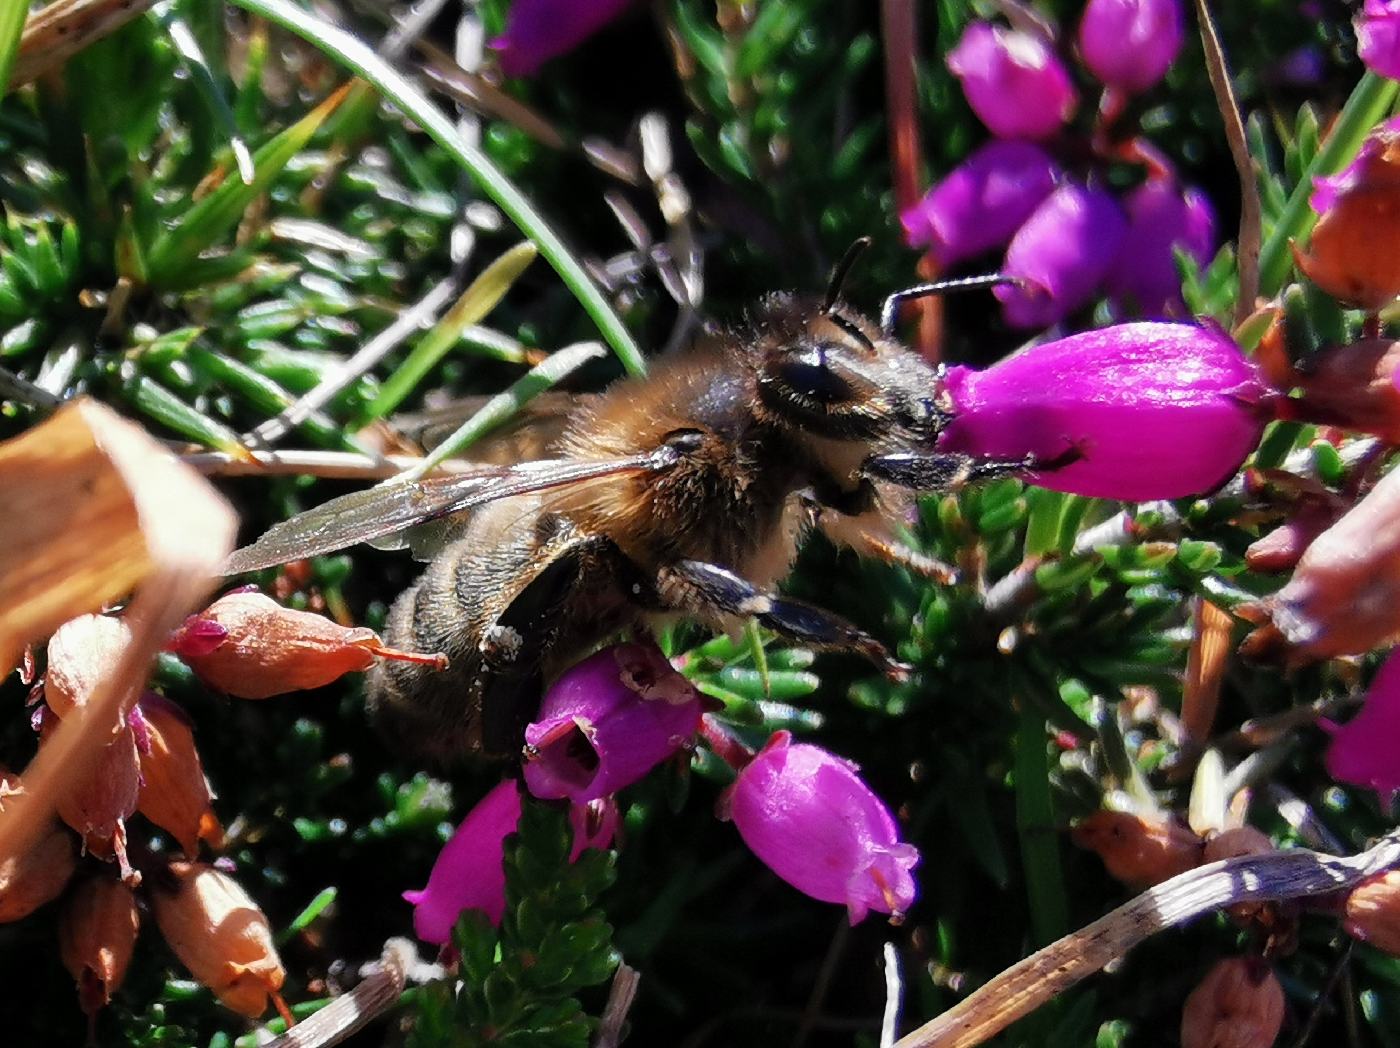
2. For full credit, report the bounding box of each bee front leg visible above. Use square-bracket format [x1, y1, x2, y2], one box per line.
[653, 559, 911, 680]
[861, 447, 1081, 491]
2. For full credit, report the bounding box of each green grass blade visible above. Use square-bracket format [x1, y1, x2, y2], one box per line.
[145, 82, 352, 286]
[0, 0, 28, 95]
[364, 242, 538, 422]
[1257, 72, 1399, 297]
[1015, 700, 1068, 948]
[226, 0, 646, 378]
[403, 339, 607, 481]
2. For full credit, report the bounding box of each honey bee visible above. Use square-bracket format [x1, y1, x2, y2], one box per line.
[226, 245, 1058, 763]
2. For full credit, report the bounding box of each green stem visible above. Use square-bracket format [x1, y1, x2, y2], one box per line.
[1257, 71, 1399, 297]
[0, 0, 25, 95]
[226, 0, 646, 377]
[1015, 701, 1067, 948]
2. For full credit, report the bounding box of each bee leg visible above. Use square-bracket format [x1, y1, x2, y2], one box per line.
[861, 447, 1082, 491]
[654, 559, 911, 680]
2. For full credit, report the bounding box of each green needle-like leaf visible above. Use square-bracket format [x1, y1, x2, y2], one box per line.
[144, 82, 352, 287]
[0, 0, 29, 95]
[366, 242, 537, 423]
[226, 0, 647, 377]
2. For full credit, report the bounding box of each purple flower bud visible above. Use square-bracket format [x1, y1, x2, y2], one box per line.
[1358, 0, 1400, 81]
[1105, 180, 1217, 317]
[1326, 649, 1400, 804]
[489, 0, 636, 78]
[721, 732, 919, 924]
[947, 23, 1077, 141]
[1310, 116, 1400, 215]
[900, 141, 1062, 266]
[404, 781, 519, 941]
[1077, 0, 1184, 93]
[937, 322, 1270, 500]
[994, 184, 1127, 329]
[403, 783, 617, 943]
[523, 643, 704, 803]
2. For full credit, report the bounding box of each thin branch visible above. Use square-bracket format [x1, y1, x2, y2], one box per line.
[594, 963, 641, 1048]
[1193, 0, 1259, 324]
[893, 830, 1400, 1048]
[881, 942, 904, 1048]
[179, 447, 464, 479]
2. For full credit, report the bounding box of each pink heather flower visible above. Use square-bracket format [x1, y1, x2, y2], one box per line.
[721, 732, 919, 924]
[947, 23, 1077, 141]
[1105, 180, 1217, 317]
[1077, 0, 1184, 93]
[523, 643, 704, 803]
[900, 141, 1062, 266]
[1326, 650, 1400, 803]
[1358, 1, 1400, 81]
[937, 322, 1270, 500]
[994, 183, 1127, 329]
[402, 783, 617, 943]
[489, 0, 636, 78]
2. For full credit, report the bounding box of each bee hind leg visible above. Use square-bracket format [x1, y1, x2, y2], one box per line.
[654, 559, 910, 680]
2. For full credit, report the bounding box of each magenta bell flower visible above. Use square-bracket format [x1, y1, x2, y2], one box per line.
[1326, 649, 1400, 803]
[1105, 180, 1217, 317]
[901, 141, 1062, 266]
[403, 782, 615, 943]
[490, 0, 636, 78]
[523, 642, 704, 803]
[937, 322, 1270, 500]
[1358, 1, 1400, 81]
[722, 732, 919, 924]
[1077, 0, 1184, 93]
[947, 23, 1077, 141]
[995, 183, 1126, 329]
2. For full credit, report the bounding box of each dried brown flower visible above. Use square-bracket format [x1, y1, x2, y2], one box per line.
[0, 769, 77, 922]
[135, 694, 222, 857]
[172, 591, 446, 699]
[1071, 810, 1203, 889]
[150, 861, 286, 1018]
[1180, 956, 1284, 1048]
[1345, 869, 1400, 955]
[41, 714, 140, 881]
[59, 874, 139, 1016]
[44, 613, 134, 728]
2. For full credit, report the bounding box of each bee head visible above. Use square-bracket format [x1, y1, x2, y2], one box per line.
[755, 298, 952, 445]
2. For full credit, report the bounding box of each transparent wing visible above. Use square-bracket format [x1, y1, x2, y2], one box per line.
[223, 448, 678, 575]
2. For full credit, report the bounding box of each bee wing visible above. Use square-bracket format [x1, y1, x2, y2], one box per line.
[223, 448, 677, 575]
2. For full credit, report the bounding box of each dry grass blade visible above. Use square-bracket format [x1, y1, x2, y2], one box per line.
[264, 938, 415, 1047]
[12, 0, 157, 88]
[892, 831, 1400, 1048]
[0, 399, 236, 867]
[1194, 0, 1260, 325]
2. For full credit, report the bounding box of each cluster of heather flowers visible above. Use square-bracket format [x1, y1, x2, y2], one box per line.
[901, 0, 1217, 330]
[404, 643, 920, 946]
[4, 590, 449, 1027]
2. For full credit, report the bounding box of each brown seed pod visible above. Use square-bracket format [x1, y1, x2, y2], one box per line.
[150, 861, 286, 1018]
[1180, 956, 1285, 1048]
[1071, 810, 1204, 889]
[59, 874, 140, 1016]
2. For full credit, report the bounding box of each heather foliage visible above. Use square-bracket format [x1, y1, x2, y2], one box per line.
[5, 1, 1400, 1047]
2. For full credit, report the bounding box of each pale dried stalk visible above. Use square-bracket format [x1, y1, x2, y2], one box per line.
[265, 939, 415, 1048]
[12, 0, 158, 88]
[1194, 0, 1260, 325]
[1179, 598, 1234, 754]
[180, 447, 469, 480]
[0, 400, 236, 865]
[893, 831, 1400, 1048]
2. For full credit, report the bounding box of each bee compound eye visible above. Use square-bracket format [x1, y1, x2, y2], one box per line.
[662, 428, 706, 455]
[777, 344, 854, 404]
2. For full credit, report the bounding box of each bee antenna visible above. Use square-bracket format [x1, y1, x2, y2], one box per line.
[880, 274, 1025, 336]
[822, 237, 872, 314]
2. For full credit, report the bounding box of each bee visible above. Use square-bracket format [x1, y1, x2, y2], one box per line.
[226, 244, 1060, 763]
